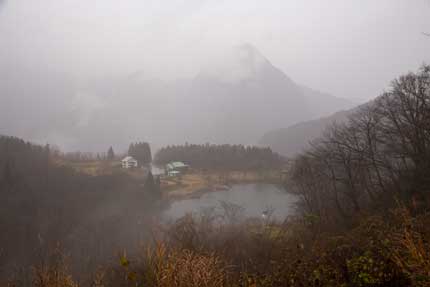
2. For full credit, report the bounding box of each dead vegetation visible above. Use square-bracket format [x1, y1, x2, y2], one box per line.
[8, 204, 430, 287]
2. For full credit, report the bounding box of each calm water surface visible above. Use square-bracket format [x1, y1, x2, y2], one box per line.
[163, 183, 297, 221]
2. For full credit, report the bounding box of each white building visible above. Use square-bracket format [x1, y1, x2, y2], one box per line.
[165, 161, 189, 176]
[121, 156, 138, 169]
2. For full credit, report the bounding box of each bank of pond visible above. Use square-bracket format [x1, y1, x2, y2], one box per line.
[162, 183, 298, 221]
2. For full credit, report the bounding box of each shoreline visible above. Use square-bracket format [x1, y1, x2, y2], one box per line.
[161, 169, 283, 200]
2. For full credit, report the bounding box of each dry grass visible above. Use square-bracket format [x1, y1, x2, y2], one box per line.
[110, 242, 228, 287]
[30, 248, 78, 287]
[54, 160, 121, 176]
[162, 170, 281, 199]
[8, 206, 430, 287]
[390, 208, 430, 286]
[160, 249, 227, 287]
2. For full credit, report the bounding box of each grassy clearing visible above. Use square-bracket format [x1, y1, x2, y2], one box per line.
[54, 159, 121, 176]
[54, 159, 150, 182]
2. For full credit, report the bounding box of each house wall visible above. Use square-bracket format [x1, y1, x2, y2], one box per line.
[122, 160, 138, 168]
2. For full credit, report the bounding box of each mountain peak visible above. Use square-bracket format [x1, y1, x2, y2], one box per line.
[197, 43, 272, 83]
[235, 43, 265, 60]
[234, 43, 269, 75]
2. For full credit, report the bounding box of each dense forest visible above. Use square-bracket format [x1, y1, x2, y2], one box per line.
[128, 142, 152, 165]
[154, 144, 284, 169]
[0, 136, 161, 284]
[58, 147, 116, 162]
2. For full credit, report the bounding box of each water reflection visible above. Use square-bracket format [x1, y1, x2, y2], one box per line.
[163, 183, 297, 221]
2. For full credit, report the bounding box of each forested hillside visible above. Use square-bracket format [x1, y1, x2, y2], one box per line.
[154, 144, 284, 170]
[0, 136, 160, 283]
[289, 65, 430, 221]
[259, 109, 350, 157]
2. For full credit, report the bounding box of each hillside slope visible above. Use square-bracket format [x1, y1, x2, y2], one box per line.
[259, 110, 351, 157]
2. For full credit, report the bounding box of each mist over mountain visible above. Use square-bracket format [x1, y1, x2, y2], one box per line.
[184, 44, 356, 144]
[2, 44, 354, 151]
[259, 99, 376, 157]
[300, 86, 354, 119]
[259, 110, 351, 157]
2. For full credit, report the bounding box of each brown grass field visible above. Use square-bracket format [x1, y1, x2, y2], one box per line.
[161, 169, 282, 199]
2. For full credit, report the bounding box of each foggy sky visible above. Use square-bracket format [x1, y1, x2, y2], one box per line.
[1, 0, 430, 150]
[1, 0, 430, 97]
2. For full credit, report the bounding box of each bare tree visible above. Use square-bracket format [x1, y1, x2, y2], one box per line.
[288, 65, 430, 225]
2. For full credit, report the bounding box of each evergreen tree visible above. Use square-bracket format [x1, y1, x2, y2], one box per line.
[154, 175, 161, 198]
[144, 171, 161, 199]
[128, 142, 152, 166]
[107, 146, 115, 160]
[153, 144, 283, 169]
[144, 171, 155, 192]
[145, 143, 152, 164]
[3, 160, 12, 185]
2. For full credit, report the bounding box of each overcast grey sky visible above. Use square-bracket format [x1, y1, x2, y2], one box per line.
[1, 0, 430, 101]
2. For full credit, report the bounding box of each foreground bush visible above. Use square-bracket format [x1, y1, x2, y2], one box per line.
[12, 204, 430, 287]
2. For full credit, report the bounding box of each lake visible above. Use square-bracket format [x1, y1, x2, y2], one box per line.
[163, 183, 297, 221]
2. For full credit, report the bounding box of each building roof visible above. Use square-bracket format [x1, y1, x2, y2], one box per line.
[166, 161, 188, 170]
[122, 156, 137, 162]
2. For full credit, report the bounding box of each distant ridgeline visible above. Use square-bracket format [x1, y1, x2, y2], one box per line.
[154, 144, 284, 170]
